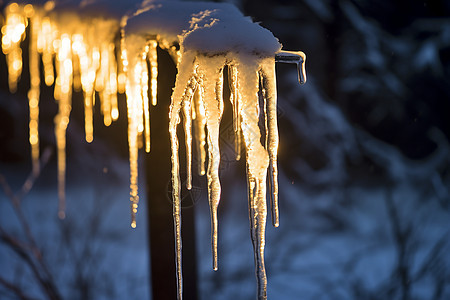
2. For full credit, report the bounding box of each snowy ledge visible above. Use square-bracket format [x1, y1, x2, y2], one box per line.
[124, 0, 281, 56]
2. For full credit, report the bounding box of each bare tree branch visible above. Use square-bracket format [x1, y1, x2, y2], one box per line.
[0, 275, 40, 300]
[0, 147, 62, 300]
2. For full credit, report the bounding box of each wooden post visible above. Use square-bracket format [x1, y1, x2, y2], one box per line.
[145, 47, 198, 300]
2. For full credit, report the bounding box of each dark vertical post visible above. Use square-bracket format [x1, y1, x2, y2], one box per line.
[145, 47, 198, 300]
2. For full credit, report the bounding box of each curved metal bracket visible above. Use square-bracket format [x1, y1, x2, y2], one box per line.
[275, 50, 307, 85]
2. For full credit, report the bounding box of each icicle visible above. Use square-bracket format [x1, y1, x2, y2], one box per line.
[122, 33, 146, 228]
[169, 50, 198, 300]
[2, 3, 28, 93]
[73, 33, 94, 143]
[28, 8, 40, 175]
[148, 40, 158, 106]
[140, 50, 151, 153]
[260, 58, 279, 227]
[100, 43, 112, 127]
[236, 55, 270, 299]
[125, 57, 144, 227]
[109, 43, 119, 121]
[54, 33, 73, 219]
[196, 55, 226, 271]
[125, 75, 140, 228]
[39, 16, 55, 86]
[228, 65, 241, 160]
[84, 92, 94, 143]
[182, 84, 193, 190]
[192, 86, 207, 175]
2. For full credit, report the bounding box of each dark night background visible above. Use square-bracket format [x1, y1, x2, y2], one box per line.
[1, 0, 449, 299]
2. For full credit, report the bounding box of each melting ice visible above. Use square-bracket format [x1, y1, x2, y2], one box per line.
[125, 3, 283, 298]
[1, 1, 306, 299]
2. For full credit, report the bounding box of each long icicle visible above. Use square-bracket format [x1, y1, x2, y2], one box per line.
[109, 43, 119, 121]
[54, 34, 73, 219]
[182, 83, 193, 190]
[148, 40, 158, 106]
[100, 43, 112, 127]
[141, 54, 151, 153]
[260, 58, 279, 227]
[237, 55, 269, 299]
[124, 40, 144, 228]
[197, 55, 226, 271]
[193, 85, 207, 175]
[28, 9, 40, 175]
[125, 78, 139, 228]
[228, 65, 241, 160]
[169, 51, 197, 300]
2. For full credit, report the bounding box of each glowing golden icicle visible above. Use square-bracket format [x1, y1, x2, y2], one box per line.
[192, 85, 206, 176]
[39, 17, 55, 86]
[228, 65, 241, 160]
[140, 51, 151, 153]
[260, 59, 279, 227]
[197, 55, 226, 272]
[169, 50, 198, 299]
[148, 40, 158, 106]
[100, 44, 112, 127]
[124, 42, 147, 227]
[125, 78, 140, 228]
[109, 43, 119, 121]
[134, 62, 144, 138]
[237, 56, 270, 299]
[54, 33, 73, 219]
[118, 72, 127, 95]
[28, 9, 41, 175]
[2, 3, 27, 93]
[182, 77, 195, 190]
[84, 92, 94, 143]
[74, 33, 95, 143]
[122, 35, 143, 227]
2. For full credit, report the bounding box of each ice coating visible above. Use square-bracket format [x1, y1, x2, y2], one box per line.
[166, 8, 281, 297]
[1, 1, 296, 299]
[168, 50, 279, 299]
[126, 2, 282, 296]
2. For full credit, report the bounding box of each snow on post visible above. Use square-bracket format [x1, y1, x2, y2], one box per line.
[1, 1, 307, 299]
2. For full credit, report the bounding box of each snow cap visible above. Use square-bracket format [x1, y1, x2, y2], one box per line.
[182, 9, 281, 56]
[125, 0, 281, 56]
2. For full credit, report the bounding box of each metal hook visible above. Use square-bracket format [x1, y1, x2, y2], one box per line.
[275, 50, 307, 85]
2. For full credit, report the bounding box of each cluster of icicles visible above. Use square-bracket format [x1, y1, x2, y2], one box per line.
[1, 1, 122, 219]
[1, 1, 306, 299]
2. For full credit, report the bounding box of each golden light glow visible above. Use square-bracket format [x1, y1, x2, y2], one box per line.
[0, 4, 297, 299]
[141, 51, 151, 153]
[1, 5, 123, 218]
[2, 3, 28, 93]
[39, 17, 55, 86]
[148, 40, 158, 106]
[28, 11, 41, 175]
